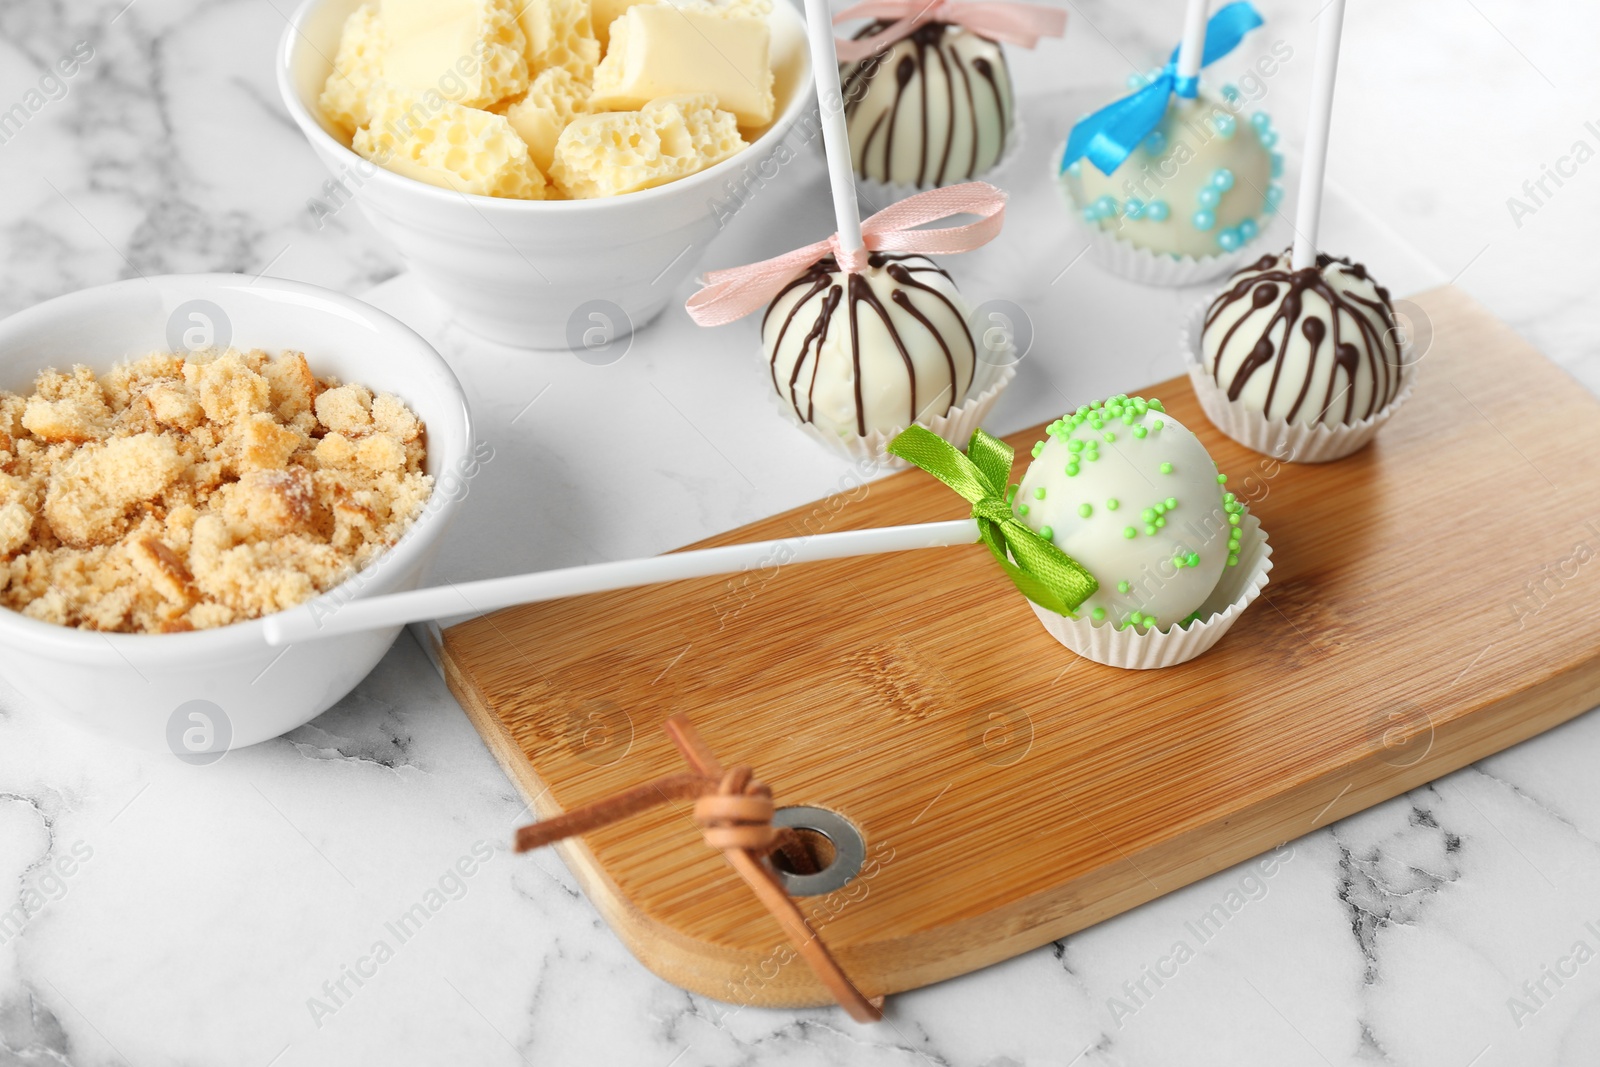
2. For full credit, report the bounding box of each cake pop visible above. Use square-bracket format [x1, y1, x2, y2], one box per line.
[1201, 250, 1405, 426]
[762, 252, 977, 438]
[1014, 396, 1244, 631]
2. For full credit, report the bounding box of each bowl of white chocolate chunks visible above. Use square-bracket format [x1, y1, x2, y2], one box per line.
[277, 0, 813, 348]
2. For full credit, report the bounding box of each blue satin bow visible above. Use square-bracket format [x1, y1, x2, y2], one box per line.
[1060, 1, 1264, 177]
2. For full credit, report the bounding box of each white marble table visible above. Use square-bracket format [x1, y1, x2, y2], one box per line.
[3, 1, 1600, 1065]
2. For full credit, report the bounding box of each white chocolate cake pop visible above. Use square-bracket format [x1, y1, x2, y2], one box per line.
[1014, 396, 1246, 631]
[840, 23, 1015, 188]
[761, 252, 977, 438]
[1202, 250, 1407, 426]
[1065, 89, 1282, 259]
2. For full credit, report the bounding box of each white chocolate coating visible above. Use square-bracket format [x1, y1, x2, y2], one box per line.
[1067, 94, 1279, 259]
[1202, 250, 1407, 426]
[1016, 400, 1239, 630]
[761, 253, 976, 438]
[840, 24, 1014, 188]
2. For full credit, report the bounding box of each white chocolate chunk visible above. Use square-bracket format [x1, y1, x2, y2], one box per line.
[551, 93, 744, 198]
[591, 0, 654, 49]
[379, 0, 529, 109]
[590, 5, 774, 128]
[517, 0, 601, 83]
[354, 89, 549, 198]
[319, 4, 388, 136]
[498, 67, 592, 173]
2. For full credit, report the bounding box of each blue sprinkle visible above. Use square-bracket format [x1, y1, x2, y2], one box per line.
[1221, 83, 1241, 101]
[1238, 217, 1259, 240]
[1144, 130, 1168, 155]
[1259, 129, 1279, 149]
[1067, 160, 1082, 177]
[1093, 195, 1118, 218]
[1213, 113, 1237, 138]
[1125, 72, 1146, 89]
[1217, 228, 1242, 251]
[1145, 200, 1170, 221]
[1197, 186, 1221, 209]
[1265, 183, 1284, 207]
[1124, 197, 1146, 219]
[1192, 208, 1216, 231]
[1212, 168, 1235, 191]
[1271, 153, 1284, 178]
[1251, 111, 1271, 130]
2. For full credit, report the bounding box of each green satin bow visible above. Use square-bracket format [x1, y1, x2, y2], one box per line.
[889, 426, 1099, 617]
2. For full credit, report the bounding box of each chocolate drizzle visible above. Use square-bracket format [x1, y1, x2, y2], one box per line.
[761, 253, 975, 436]
[840, 22, 1013, 187]
[1203, 251, 1402, 424]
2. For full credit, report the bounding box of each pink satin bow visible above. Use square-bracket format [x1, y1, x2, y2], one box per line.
[685, 182, 1007, 328]
[834, 0, 1067, 64]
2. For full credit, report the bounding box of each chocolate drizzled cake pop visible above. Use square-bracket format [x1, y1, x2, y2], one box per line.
[1201, 250, 1405, 426]
[762, 252, 977, 438]
[841, 23, 1015, 189]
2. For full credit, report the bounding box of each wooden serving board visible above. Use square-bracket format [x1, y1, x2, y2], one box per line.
[439, 286, 1600, 1007]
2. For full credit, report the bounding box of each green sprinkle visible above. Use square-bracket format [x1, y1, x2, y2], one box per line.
[1160, 462, 1174, 474]
[1103, 432, 1116, 442]
[1141, 508, 1157, 523]
[1106, 498, 1119, 510]
[1066, 463, 1080, 477]
[1229, 513, 1241, 525]
[1092, 606, 1107, 621]
[1144, 524, 1158, 536]
[1132, 425, 1147, 438]
[1091, 418, 1105, 429]
[1031, 441, 1045, 458]
[1123, 526, 1137, 539]
[1122, 413, 1135, 425]
[1117, 580, 1131, 594]
[1078, 503, 1093, 518]
[1165, 497, 1177, 509]
[1019, 504, 1029, 516]
[1228, 553, 1240, 566]
[1034, 487, 1046, 500]
[1068, 439, 1084, 452]
[1153, 419, 1164, 431]
[1217, 474, 1228, 484]
[1155, 517, 1166, 528]
[1148, 398, 1165, 412]
[1006, 484, 1017, 504]
[1173, 555, 1187, 568]
[1041, 525, 1054, 540]
[1186, 552, 1200, 567]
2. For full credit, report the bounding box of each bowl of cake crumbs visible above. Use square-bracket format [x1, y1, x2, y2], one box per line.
[0, 274, 473, 753]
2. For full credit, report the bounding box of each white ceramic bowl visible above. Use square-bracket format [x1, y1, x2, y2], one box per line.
[0, 275, 473, 753]
[276, 0, 813, 349]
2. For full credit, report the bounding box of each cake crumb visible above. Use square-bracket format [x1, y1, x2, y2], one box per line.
[0, 348, 433, 632]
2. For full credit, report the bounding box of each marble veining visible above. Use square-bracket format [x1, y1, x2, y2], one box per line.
[2, 0, 1600, 1064]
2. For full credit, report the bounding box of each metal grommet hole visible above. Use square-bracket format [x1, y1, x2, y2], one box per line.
[770, 806, 865, 896]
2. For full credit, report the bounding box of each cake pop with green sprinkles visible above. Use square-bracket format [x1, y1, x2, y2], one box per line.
[1013, 394, 1243, 632]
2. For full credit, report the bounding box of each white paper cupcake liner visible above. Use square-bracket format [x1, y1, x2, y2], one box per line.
[1031, 511, 1272, 669]
[1053, 147, 1287, 289]
[764, 349, 1018, 469]
[850, 117, 1029, 210]
[1180, 298, 1418, 464]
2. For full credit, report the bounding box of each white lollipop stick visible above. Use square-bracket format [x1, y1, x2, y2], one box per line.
[1291, 0, 1347, 270]
[1174, 0, 1210, 98]
[803, 0, 864, 258]
[260, 519, 980, 646]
